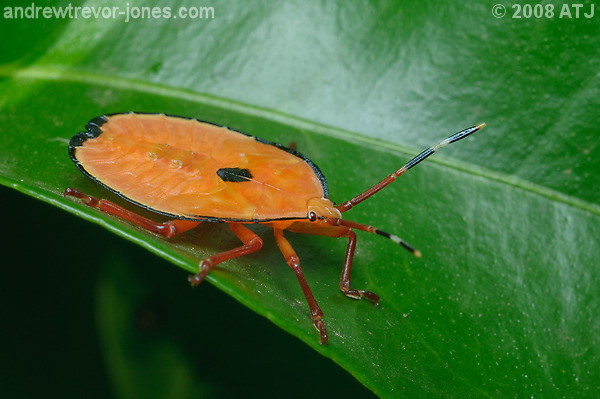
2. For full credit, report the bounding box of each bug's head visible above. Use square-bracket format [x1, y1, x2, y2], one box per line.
[306, 197, 342, 221]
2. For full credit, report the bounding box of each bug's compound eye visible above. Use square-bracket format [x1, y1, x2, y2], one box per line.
[307, 197, 342, 220]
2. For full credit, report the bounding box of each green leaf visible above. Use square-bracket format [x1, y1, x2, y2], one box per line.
[1, 1, 598, 397]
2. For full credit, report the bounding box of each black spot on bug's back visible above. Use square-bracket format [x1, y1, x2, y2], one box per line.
[217, 167, 253, 183]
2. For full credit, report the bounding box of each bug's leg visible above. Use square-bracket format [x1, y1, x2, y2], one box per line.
[339, 230, 380, 304]
[188, 223, 263, 286]
[273, 228, 328, 345]
[64, 187, 200, 238]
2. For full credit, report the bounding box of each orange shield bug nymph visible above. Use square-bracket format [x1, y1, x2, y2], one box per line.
[66, 112, 485, 344]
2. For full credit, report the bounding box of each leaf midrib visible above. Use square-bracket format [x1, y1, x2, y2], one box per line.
[2, 64, 599, 218]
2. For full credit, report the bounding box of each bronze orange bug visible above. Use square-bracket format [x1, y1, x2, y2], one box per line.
[65, 112, 485, 345]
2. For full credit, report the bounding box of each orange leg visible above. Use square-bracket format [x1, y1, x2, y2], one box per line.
[64, 188, 263, 287]
[273, 228, 328, 345]
[339, 230, 380, 304]
[64, 187, 200, 238]
[287, 223, 380, 305]
[188, 222, 263, 286]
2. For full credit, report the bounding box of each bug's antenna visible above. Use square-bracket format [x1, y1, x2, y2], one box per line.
[336, 123, 485, 213]
[337, 219, 422, 257]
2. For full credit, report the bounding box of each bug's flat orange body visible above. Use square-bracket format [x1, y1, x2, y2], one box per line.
[71, 113, 330, 222]
[67, 112, 484, 345]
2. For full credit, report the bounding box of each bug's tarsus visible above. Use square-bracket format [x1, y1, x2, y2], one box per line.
[64, 187, 100, 207]
[314, 318, 328, 345]
[336, 123, 486, 213]
[188, 259, 212, 287]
